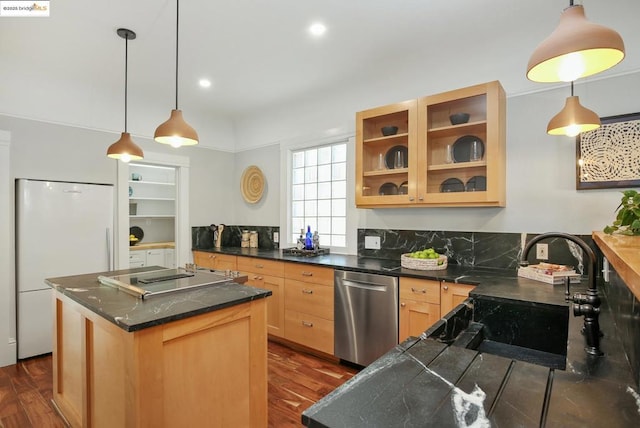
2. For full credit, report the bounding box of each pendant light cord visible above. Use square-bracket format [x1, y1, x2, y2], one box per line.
[175, 0, 179, 110]
[124, 33, 129, 132]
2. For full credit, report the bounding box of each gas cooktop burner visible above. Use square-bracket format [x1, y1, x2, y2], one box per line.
[282, 248, 330, 257]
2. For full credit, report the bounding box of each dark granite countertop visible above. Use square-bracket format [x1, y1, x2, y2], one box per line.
[194, 246, 512, 282]
[301, 283, 640, 427]
[45, 266, 272, 332]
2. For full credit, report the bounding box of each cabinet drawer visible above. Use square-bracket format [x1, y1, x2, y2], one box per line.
[129, 250, 146, 263]
[285, 310, 334, 355]
[193, 251, 237, 270]
[399, 277, 440, 304]
[237, 257, 283, 277]
[284, 279, 333, 320]
[284, 263, 333, 286]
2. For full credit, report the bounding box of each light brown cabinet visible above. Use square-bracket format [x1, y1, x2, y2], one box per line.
[399, 277, 476, 342]
[356, 81, 506, 208]
[440, 281, 475, 317]
[193, 251, 237, 271]
[283, 262, 334, 354]
[355, 100, 418, 206]
[237, 256, 285, 338]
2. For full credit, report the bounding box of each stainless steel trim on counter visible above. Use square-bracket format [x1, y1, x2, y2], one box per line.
[334, 270, 399, 366]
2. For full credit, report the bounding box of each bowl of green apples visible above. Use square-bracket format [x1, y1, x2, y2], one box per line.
[401, 247, 448, 270]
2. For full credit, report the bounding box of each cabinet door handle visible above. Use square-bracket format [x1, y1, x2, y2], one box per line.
[409, 197, 415, 202]
[302, 271, 313, 277]
[252, 275, 260, 280]
[418, 196, 424, 201]
[411, 287, 426, 294]
[209, 255, 216, 259]
[302, 321, 313, 327]
[442, 285, 449, 291]
[255, 264, 264, 269]
[400, 302, 406, 307]
[302, 289, 313, 294]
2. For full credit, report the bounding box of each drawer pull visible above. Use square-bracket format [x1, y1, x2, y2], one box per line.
[252, 275, 260, 280]
[442, 285, 449, 291]
[255, 264, 264, 269]
[301, 271, 313, 277]
[302, 321, 314, 328]
[400, 302, 406, 307]
[411, 287, 426, 294]
[302, 289, 313, 294]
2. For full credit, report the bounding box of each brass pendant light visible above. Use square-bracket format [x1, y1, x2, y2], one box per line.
[107, 28, 144, 162]
[527, 2, 625, 83]
[547, 82, 600, 137]
[154, 0, 199, 148]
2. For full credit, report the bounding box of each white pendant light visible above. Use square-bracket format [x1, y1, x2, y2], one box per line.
[107, 28, 144, 162]
[547, 82, 600, 137]
[527, 3, 625, 83]
[154, 0, 199, 148]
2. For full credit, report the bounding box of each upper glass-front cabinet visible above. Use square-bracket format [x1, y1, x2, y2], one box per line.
[355, 81, 506, 208]
[355, 100, 417, 206]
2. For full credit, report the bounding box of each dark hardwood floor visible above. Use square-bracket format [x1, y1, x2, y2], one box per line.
[0, 341, 358, 427]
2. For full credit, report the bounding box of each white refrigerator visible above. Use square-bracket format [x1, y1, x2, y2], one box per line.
[16, 179, 114, 359]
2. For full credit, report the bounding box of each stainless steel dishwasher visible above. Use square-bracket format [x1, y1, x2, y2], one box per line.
[334, 270, 399, 366]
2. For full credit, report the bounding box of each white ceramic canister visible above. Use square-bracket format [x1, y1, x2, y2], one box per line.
[249, 231, 258, 248]
[241, 230, 250, 248]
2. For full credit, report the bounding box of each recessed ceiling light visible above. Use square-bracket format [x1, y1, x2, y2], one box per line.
[308, 23, 327, 37]
[199, 78, 212, 88]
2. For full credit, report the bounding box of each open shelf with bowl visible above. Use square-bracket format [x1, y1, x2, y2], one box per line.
[356, 99, 417, 206]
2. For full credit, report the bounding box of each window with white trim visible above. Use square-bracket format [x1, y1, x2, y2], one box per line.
[290, 142, 347, 248]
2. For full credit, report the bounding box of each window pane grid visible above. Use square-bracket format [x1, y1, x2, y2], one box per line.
[291, 142, 347, 248]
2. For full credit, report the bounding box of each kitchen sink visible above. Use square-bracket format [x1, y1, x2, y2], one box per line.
[452, 321, 567, 369]
[427, 295, 570, 370]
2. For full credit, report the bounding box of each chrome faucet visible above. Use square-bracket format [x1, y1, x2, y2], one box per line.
[520, 232, 603, 356]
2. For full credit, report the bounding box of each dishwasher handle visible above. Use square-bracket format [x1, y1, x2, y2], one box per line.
[340, 279, 390, 292]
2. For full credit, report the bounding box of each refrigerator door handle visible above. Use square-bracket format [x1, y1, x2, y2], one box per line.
[106, 227, 112, 271]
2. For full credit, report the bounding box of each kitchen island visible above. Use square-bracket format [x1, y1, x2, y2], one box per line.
[46, 266, 271, 428]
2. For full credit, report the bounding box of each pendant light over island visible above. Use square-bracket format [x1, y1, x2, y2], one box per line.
[154, 0, 199, 148]
[107, 28, 144, 162]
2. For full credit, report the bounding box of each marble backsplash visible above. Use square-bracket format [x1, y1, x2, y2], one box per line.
[357, 228, 597, 273]
[192, 225, 280, 250]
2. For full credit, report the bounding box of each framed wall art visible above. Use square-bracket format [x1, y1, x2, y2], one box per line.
[576, 112, 640, 190]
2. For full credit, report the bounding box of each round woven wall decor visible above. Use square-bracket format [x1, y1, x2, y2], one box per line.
[240, 165, 265, 204]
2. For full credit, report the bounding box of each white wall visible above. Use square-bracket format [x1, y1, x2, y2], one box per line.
[187, 147, 236, 226]
[233, 145, 281, 226]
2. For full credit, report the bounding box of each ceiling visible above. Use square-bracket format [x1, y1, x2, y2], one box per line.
[1, 0, 639, 150]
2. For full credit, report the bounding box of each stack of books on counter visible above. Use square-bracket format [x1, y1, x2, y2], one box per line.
[517, 262, 581, 285]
